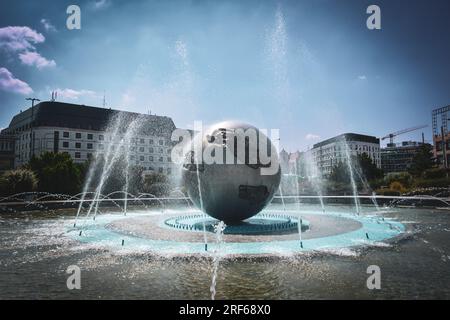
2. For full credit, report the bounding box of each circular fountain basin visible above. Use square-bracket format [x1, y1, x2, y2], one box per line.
[67, 209, 405, 256]
[164, 213, 309, 235]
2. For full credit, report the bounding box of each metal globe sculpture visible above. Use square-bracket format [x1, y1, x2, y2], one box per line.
[182, 121, 281, 224]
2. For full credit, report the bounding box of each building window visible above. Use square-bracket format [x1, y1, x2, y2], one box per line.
[149, 139, 154, 145]
[149, 147, 154, 153]
[76, 133, 82, 139]
[75, 142, 81, 149]
[158, 167, 163, 173]
[159, 140, 164, 145]
[139, 147, 144, 152]
[99, 135, 104, 141]
[87, 153, 93, 160]
[87, 143, 93, 149]
[149, 156, 154, 161]
[99, 144, 104, 150]
[130, 155, 135, 160]
[87, 134, 93, 140]
[75, 152, 81, 159]
[159, 156, 163, 162]
[167, 168, 171, 175]
[63, 141, 69, 148]
[167, 157, 171, 162]
[159, 148, 163, 153]
[63, 132, 69, 138]
[140, 138, 145, 144]
[140, 156, 145, 162]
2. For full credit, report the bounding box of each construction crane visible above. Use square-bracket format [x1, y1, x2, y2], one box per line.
[381, 125, 428, 145]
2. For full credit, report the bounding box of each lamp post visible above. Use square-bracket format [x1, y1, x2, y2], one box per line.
[26, 98, 40, 158]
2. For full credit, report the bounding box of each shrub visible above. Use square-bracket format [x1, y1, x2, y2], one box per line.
[384, 172, 413, 188]
[413, 178, 450, 188]
[0, 169, 38, 196]
[422, 168, 450, 180]
[389, 181, 406, 193]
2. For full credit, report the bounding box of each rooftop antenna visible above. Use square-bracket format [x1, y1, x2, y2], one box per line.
[102, 91, 106, 108]
[51, 91, 58, 102]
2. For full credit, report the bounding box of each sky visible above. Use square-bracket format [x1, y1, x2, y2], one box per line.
[0, 0, 449, 151]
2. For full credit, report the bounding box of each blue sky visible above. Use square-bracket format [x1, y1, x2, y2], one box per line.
[1, 0, 449, 151]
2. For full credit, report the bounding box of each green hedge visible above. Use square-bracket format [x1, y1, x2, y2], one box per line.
[413, 178, 450, 188]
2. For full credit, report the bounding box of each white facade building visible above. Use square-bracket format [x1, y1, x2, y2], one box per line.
[1, 101, 177, 176]
[309, 133, 381, 176]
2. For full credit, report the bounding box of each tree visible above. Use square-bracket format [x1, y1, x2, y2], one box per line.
[408, 144, 434, 177]
[329, 161, 350, 184]
[356, 153, 383, 181]
[328, 153, 383, 194]
[27, 152, 84, 195]
[0, 169, 38, 196]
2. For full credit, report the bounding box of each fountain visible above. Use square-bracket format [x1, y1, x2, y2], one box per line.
[57, 120, 405, 258]
[0, 116, 411, 259]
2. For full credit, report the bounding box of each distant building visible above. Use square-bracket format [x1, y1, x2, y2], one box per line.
[310, 133, 380, 176]
[0, 101, 177, 176]
[279, 149, 289, 173]
[279, 149, 305, 176]
[433, 133, 450, 167]
[381, 141, 430, 174]
[432, 105, 450, 167]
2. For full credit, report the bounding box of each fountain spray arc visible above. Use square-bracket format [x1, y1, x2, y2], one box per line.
[75, 113, 150, 229]
[341, 139, 361, 215]
[303, 150, 326, 212]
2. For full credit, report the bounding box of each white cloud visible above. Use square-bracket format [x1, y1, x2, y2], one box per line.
[305, 133, 320, 140]
[0, 26, 56, 70]
[0, 67, 33, 95]
[19, 51, 56, 69]
[40, 19, 57, 32]
[0, 26, 45, 52]
[53, 88, 98, 100]
[358, 75, 367, 80]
